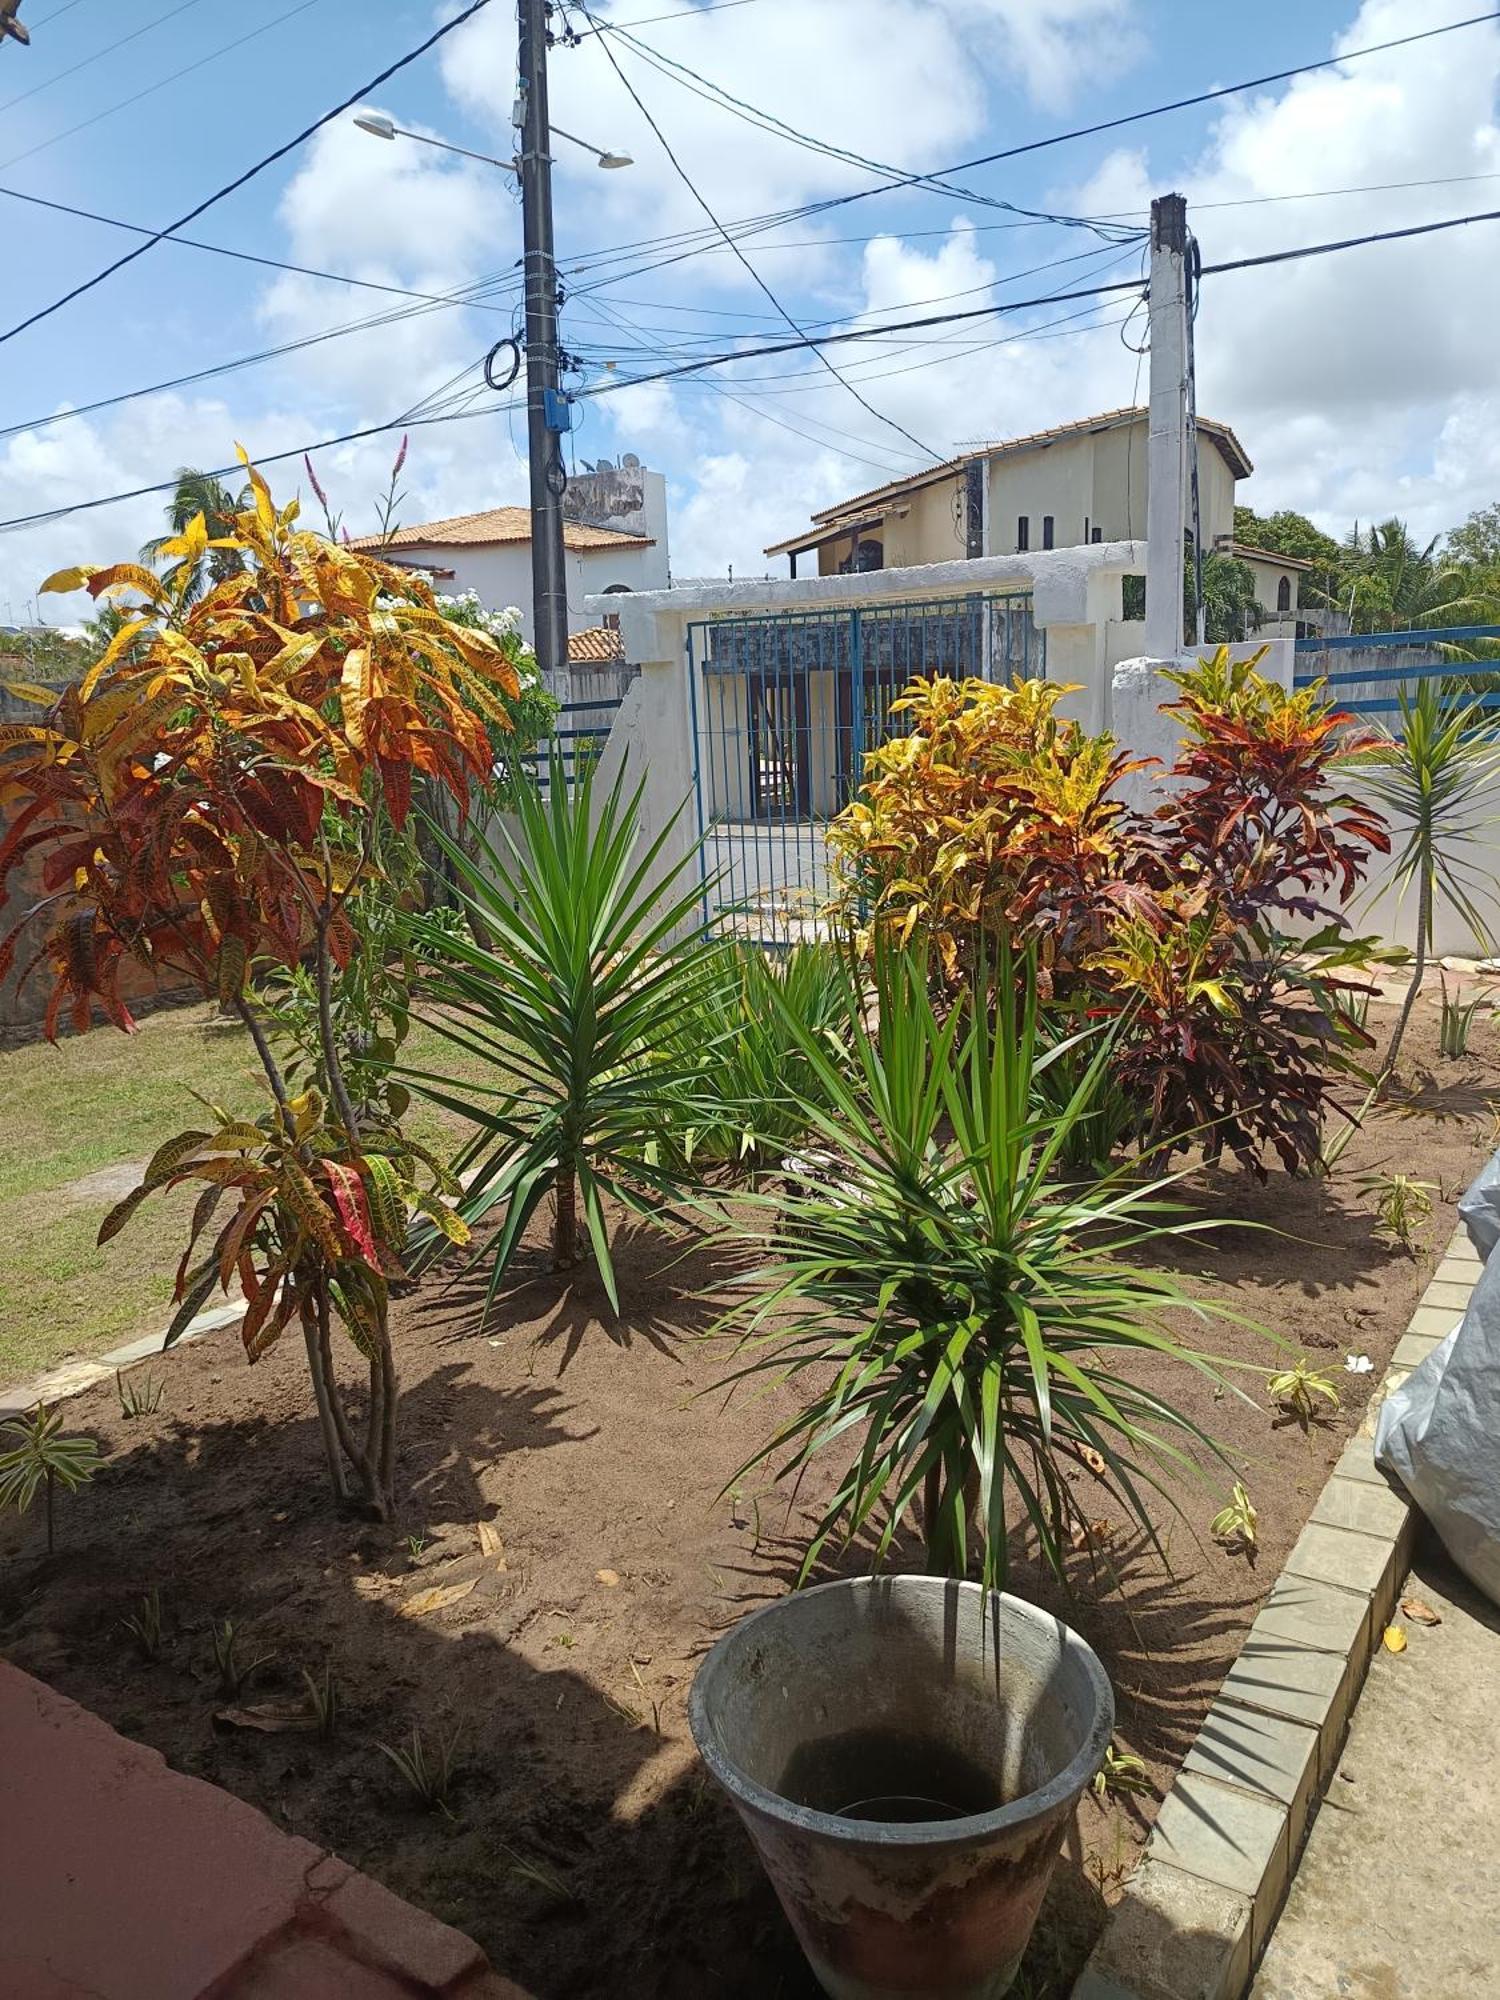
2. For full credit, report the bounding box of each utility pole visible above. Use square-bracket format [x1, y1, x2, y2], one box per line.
[517, 0, 570, 680]
[1144, 191, 1189, 661]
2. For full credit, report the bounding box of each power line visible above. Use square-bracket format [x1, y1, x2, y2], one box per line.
[0, 0, 496, 348]
[579, 0, 796, 30]
[0, 0, 211, 112]
[1200, 203, 1500, 277]
[0, 0, 331, 174]
[0, 184, 524, 309]
[580, 1, 944, 462]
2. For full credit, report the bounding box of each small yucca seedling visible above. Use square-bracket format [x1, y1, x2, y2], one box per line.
[1267, 1358, 1342, 1434]
[122, 1586, 168, 1662]
[0, 1402, 102, 1553]
[377, 1723, 461, 1812]
[1210, 1482, 1259, 1559]
[209, 1617, 275, 1699]
[300, 1662, 340, 1739]
[1092, 1742, 1151, 1804]
[116, 1369, 165, 1420]
[1438, 977, 1486, 1060]
[1358, 1170, 1435, 1253]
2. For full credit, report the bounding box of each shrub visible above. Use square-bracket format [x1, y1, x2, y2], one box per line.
[0, 1403, 101, 1553]
[406, 747, 719, 1309]
[716, 941, 1258, 1589]
[0, 456, 513, 1516]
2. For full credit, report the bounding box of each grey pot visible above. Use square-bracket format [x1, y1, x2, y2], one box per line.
[688, 1574, 1112, 2000]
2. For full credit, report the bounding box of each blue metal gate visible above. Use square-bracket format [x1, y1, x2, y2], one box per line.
[1294, 623, 1500, 730]
[687, 590, 1042, 943]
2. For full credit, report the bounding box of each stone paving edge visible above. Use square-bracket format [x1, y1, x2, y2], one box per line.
[1072, 1224, 1476, 2000]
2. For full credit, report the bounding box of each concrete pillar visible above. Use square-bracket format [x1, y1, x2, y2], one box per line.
[1144, 193, 1189, 662]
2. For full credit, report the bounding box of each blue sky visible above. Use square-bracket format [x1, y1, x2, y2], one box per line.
[3, 0, 1499, 619]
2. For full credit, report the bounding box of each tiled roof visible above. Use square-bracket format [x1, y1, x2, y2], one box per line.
[1229, 541, 1316, 571]
[567, 625, 625, 664]
[348, 506, 652, 552]
[765, 407, 1254, 554]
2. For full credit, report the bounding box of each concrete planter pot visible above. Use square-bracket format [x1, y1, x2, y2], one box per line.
[688, 1575, 1112, 2000]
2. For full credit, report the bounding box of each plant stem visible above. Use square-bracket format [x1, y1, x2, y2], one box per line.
[235, 996, 291, 1116]
[301, 1289, 349, 1505]
[553, 1160, 577, 1268]
[314, 925, 361, 1141]
[45, 1466, 54, 1555]
[1384, 870, 1431, 1082]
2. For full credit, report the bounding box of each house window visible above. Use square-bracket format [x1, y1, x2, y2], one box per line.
[1091, 527, 1103, 544]
[837, 537, 884, 575]
[1042, 516, 1054, 550]
[1276, 574, 1292, 613]
[1016, 515, 1029, 552]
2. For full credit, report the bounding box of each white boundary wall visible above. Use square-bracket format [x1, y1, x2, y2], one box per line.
[581, 540, 1147, 913]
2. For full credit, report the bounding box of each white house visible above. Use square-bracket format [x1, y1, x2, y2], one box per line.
[764, 405, 1301, 629]
[350, 455, 670, 647]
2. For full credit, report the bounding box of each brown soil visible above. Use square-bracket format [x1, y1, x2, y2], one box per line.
[1, 1011, 1492, 1999]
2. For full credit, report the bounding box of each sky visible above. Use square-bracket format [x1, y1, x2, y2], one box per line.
[2, 0, 1499, 624]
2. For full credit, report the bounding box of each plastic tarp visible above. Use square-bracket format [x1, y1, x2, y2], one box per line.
[1375, 1149, 1500, 1608]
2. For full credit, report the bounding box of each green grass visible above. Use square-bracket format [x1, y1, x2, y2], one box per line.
[0, 1002, 489, 1384]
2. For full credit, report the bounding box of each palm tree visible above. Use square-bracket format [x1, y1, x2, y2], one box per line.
[141, 469, 251, 603]
[1320, 519, 1500, 635]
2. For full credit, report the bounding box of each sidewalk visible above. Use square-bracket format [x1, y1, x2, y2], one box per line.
[0, 1660, 530, 2000]
[1251, 1537, 1500, 2000]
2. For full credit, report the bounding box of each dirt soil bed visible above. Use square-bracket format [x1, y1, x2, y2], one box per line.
[1, 1012, 1492, 1998]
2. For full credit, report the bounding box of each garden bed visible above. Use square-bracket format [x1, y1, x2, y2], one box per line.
[0, 1011, 1491, 1999]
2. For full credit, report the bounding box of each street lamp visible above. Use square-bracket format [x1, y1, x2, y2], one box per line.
[352, 111, 631, 173]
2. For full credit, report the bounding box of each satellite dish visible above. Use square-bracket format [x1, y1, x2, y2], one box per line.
[621, 453, 641, 471]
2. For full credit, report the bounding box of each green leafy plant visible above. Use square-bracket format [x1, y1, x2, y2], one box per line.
[1209, 1482, 1258, 1558]
[1267, 1358, 1341, 1432]
[645, 939, 855, 1170]
[1092, 1742, 1151, 1804]
[1438, 976, 1487, 1059]
[0, 1403, 102, 1553]
[116, 1368, 165, 1419]
[1359, 1170, 1435, 1252]
[1355, 681, 1500, 1074]
[378, 1723, 461, 1811]
[301, 1662, 340, 1738]
[715, 942, 1260, 1590]
[208, 1617, 275, 1699]
[122, 1586, 168, 1662]
[406, 748, 721, 1306]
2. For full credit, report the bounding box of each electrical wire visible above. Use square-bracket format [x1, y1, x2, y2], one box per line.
[597, 17, 1141, 243]
[1199, 205, 1500, 277]
[0, 0, 496, 348]
[0, 0, 211, 112]
[0, 0, 331, 174]
[0, 184, 526, 310]
[579, 0, 944, 462]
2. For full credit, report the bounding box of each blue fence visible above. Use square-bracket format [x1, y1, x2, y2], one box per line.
[687, 590, 1041, 943]
[1294, 624, 1500, 728]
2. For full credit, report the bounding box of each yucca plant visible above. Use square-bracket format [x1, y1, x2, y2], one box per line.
[1356, 680, 1500, 1074]
[646, 939, 855, 1170]
[715, 942, 1262, 1589]
[1438, 975, 1487, 1059]
[0, 1403, 102, 1553]
[406, 750, 722, 1309]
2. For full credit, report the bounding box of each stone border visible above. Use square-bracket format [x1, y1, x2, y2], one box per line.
[1074, 1224, 1481, 2000]
[0, 1294, 245, 1421]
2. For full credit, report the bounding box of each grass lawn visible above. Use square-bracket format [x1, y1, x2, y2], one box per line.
[0, 1001, 491, 1384]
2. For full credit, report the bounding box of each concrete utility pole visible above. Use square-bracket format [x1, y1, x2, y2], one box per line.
[517, 0, 570, 678]
[1144, 191, 1189, 661]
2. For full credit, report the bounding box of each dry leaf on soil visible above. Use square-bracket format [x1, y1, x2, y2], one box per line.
[214, 1701, 318, 1733]
[399, 1576, 480, 1619]
[476, 1521, 502, 1557]
[596, 1568, 621, 1587]
[1400, 1595, 1442, 1627]
[1382, 1624, 1408, 1654]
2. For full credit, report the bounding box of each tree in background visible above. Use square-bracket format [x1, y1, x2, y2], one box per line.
[1234, 505, 1342, 602]
[140, 468, 252, 603]
[1196, 551, 1263, 644]
[1447, 502, 1500, 575]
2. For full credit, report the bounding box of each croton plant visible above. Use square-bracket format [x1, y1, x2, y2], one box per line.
[0, 453, 521, 1515]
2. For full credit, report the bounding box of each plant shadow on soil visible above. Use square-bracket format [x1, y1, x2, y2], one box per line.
[0, 1021, 1489, 1998]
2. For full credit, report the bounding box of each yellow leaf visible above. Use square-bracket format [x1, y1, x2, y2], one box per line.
[1382, 1624, 1407, 1654]
[0, 678, 59, 706]
[398, 1577, 480, 1619]
[476, 1521, 502, 1557]
[39, 565, 93, 594]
